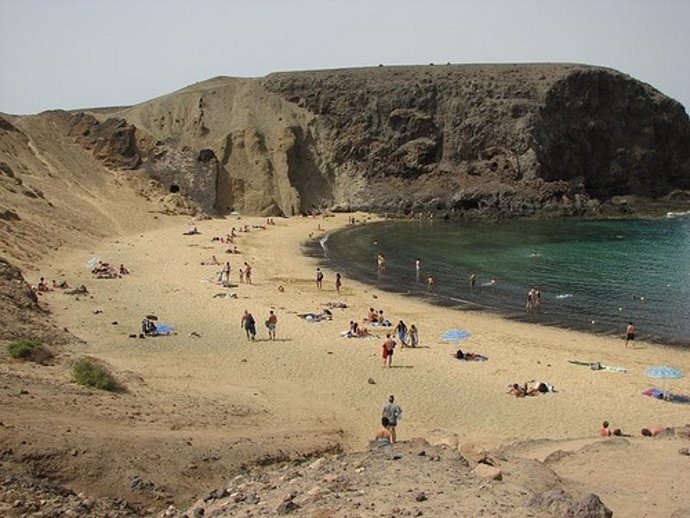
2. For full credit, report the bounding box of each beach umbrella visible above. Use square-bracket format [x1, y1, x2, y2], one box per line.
[441, 329, 472, 346]
[646, 365, 684, 400]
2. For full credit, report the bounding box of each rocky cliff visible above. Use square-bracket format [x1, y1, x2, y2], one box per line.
[4, 64, 690, 219]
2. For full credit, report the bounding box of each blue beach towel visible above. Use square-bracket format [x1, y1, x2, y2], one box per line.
[643, 388, 690, 403]
[155, 324, 175, 335]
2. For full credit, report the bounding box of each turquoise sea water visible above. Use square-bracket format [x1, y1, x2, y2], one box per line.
[316, 217, 690, 346]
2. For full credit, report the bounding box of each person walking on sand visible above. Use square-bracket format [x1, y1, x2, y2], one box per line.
[409, 324, 419, 348]
[316, 268, 324, 289]
[395, 320, 408, 347]
[382, 333, 396, 368]
[382, 395, 402, 443]
[335, 272, 342, 294]
[244, 262, 252, 284]
[266, 310, 278, 340]
[241, 310, 256, 341]
[625, 321, 636, 347]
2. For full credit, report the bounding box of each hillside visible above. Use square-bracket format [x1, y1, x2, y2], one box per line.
[3, 64, 689, 226]
[96, 64, 690, 217]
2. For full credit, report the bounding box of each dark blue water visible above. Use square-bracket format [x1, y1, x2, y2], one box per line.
[314, 217, 690, 346]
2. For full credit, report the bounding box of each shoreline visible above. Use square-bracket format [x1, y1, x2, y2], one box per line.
[24, 212, 690, 448]
[308, 218, 690, 348]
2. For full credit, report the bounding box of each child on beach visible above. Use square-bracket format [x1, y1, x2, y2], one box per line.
[599, 421, 613, 437]
[409, 324, 419, 347]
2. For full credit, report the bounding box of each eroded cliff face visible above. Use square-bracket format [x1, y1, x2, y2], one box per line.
[6, 64, 690, 218]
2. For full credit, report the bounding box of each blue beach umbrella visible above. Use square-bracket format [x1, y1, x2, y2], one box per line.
[646, 366, 684, 400]
[646, 366, 684, 379]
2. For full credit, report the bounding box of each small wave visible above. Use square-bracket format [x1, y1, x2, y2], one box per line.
[555, 293, 574, 299]
[666, 210, 690, 219]
[528, 253, 542, 258]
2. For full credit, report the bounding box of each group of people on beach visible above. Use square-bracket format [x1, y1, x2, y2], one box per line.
[240, 309, 278, 341]
[598, 420, 669, 438]
[507, 381, 551, 397]
[315, 268, 343, 293]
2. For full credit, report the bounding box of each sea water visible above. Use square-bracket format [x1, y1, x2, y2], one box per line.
[315, 217, 690, 346]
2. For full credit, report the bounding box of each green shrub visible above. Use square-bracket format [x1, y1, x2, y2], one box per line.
[7, 339, 53, 364]
[72, 358, 119, 391]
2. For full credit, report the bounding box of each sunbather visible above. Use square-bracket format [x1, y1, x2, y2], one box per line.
[641, 425, 667, 437]
[599, 421, 613, 437]
[455, 349, 487, 361]
[507, 383, 526, 397]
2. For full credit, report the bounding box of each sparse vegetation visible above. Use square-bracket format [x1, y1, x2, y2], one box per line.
[72, 358, 119, 391]
[7, 338, 53, 364]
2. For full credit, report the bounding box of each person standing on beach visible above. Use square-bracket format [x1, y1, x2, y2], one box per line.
[395, 320, 408, 347]
[266, 310, 278, 340]
[316, 268, 324, 289]
[382, 333, 396, 367]
[244, 262, 252, 284]
[241, 310, 256, 341]
[222, 262, 231, 283]
[409, 324, 419, 348]
[625, 321, 636, 347]
[335, 272, 342, 294]
[382, 395, 402, 443]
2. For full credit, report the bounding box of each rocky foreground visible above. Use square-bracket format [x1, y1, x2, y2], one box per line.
[2, 438, 619, 518]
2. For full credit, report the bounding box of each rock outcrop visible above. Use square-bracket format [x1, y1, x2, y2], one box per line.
[0, 257, 69, 344]
[6, 64, 690, 219]
[66, 112, 141, 169]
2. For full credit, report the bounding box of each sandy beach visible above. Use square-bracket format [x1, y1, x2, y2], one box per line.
[34, 213, 690, 443]
[2, 212, 688, 516]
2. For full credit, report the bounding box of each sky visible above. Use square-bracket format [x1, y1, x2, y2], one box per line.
[1, 0, 688, 115]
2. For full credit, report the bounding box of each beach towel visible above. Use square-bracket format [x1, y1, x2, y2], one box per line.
[642, 388, 690, 403]
[298, 313, 329, 322]
[155, 324, 175, 335]
[341, 331, 375, 339]
[567, 359, 627, 373]
[460, 354, 488, 362]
